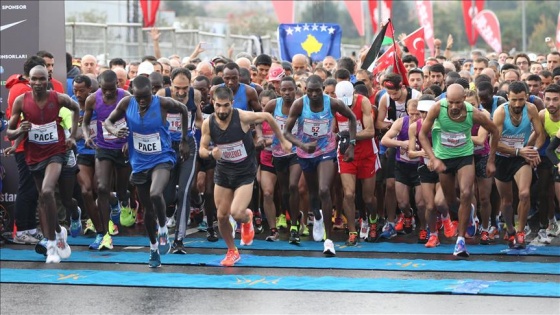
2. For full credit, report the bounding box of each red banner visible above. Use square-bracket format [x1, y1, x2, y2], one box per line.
[371, 46, 395, 75]
[415, 1, 434, 57]
[402, 27, 425, 67]
[557, 11, 560, 50]
[472, 9, 502, 53]
[140, 0, 160, 27]
[271, 0, 294, 24]
[368, 0, 392, 34]
[462, 0, 485, 46]
[344, 0, 364, 37]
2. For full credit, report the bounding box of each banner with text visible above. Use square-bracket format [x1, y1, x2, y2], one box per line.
[415, 1, 434, 57]
[472, 9, 502, 53]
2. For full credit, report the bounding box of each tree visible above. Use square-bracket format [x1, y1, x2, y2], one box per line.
[162, 1, 206, 17]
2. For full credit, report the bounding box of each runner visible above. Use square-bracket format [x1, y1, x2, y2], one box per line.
[283, 75, 358, 256]
[199, 85, 291, 266]
[104, 75, 190, 267]
[418, 84, 500, 257]
[7, 65, 77, 263]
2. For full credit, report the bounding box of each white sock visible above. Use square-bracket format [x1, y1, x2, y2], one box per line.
[150, 242, 158, 250]
[457, 236, 465, 243]
[158, 225, 168, 235]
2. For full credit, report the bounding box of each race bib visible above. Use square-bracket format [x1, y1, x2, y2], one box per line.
[400, 147, 419, 162]
[441, 131, 467, 148]
[275, 116, 297, 135]
[167, 113, 182, 132]
[102, 118, 126, 141]
[217, 140, 248, 162]
[28, 121, 59, 144]
[499, 136, 524, 149]
[66, 150, 76, 167]
[338, 121, 363, 133]
[133, 132, 162, 154]
[89, 120, 98, 138]
[303, 118, 329, 137]
[263, 133, 274, 152]
[474, 144, 485, 151]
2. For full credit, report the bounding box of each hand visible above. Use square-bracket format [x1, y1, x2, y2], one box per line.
[116, 127, 129, 138]
[122, 142, 128, 157]
[428, 158, 446, 173]
[302, 141, 317, 154]
[343, 144, 354, 162]
[227, 44, 235, 57]
[400, 141, 409, 151]
[434, 38, 441, 50]
[65, 137, 76, 150]
[281, 139, 292, 153]
[150, 27, 160, 42]
[194, 42, 205, 55]
[3, 145, 16, 155]
[446, 34, 454, 49]
[255, 137, 266, 150]
[485, 160, 496, 178]
[78, 116, 84, 126]
[85, 137, 97, 149]
[18, 121, 31, 135]
[211, 147, 222, 161]
[179, 140, 190, 161]
[519, 146, 538, 161]
[398, 33, 407, 42]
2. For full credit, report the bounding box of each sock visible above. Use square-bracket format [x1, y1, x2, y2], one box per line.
[549, 217, 557, 224]
[271, 228, 278, 234]
[481, 227, 489, 232]
[55, 230, 63, 239]
[430, 232, 438, 237]
[150, 242, 158, 250]
[16, 231, 25, 237]
[29, 229, 37, 235]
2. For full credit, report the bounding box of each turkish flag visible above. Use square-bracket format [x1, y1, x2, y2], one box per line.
[344, 0, 364, 37]
[368, 0, 392, 34]
[415, 1, 434, 57]
[140, 0, 160, 27]
[402, 27, 425, 67]
[472, 9, 502, 53]
[271, 0, 294, 24]
[462, 0, 485, 47]
[370, 46, 395, 75]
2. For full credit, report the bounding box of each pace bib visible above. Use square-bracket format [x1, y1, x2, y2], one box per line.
[133, 132, 162, 154]
[28, 121, 59, 145]
[275, 116, 298, 135]
[89, 120, 98, 138]
[338, 121, 363, 133]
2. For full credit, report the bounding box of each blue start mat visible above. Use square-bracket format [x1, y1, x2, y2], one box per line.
[64, 236, 560, 256]
[1, 248, 558, 275]
[1, 268, 558, 297]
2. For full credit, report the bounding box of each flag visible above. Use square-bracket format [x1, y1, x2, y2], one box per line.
[388, 21, 409, 86]
[278, 23, 342, 62]
[462, 0, 485, 47]
[415, 1, 434, 57]
[370, 46, 395, 75]
[402, 27, 425, 67]
[344, 0, 364, 37]
[472, 10, 502, 53]
[368, 0, 393, 34]
[271, 0, 294, 24]
[139, 0, 160, 27]
[361, 21, 390, 70]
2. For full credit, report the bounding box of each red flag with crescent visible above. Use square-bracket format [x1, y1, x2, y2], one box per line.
[402, 27, 425, 67]
[462, 0, 485, 46]
[140, 0, 160, 27]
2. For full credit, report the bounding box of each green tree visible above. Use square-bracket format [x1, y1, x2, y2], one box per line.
[162, 1, 207, 17]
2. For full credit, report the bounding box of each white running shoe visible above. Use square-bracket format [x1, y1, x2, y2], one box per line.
[313, 210, 325, 242]
[56, 226, 72, 259]
[537, 229, 552, 244]
[46, 243, 61, 264]
[359, 219, 369, 240]
[229, 215, 237, 239]
[165, 216, 176, 228]
[323, 239, 336, 256]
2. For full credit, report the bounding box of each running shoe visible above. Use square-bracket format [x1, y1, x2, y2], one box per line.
[312, 210, 325, 242]
[35, 237, 48, 256]
[537, 229, 552, 244]
[345, 232, 358, 246]
[488, 226, 499, 239]
[89, 234, 104, 250]
[300, 225, 310, 236]
[395, 213, 405, 233]
[198, 220, 208, 232]
[254, 212, 264, 234]
[206, 227, 219, 242]
[480, 230, 490, 245]
[453, 239, 469, 257]
[417, 229, 428, 244]
[158, 230, 171, 254]
[266, 229, 280, 242]
[404, 215, 415, 234]
[359, 218, 369, 240]
[436, 215, 443, 231]
[99, 233, 113, 250]
[120, 206, 136, 227]
[56, 226, 71, 259]
[425, 234, 440, 248]
[514, 231, 526, 249]
[220, 249, 240, 266]
[240, 210, 254, 246]
[110, 201, 122, 226]
[546, 222, 560, 237]
[83, 218, 96, 235]
[229, 215, 237, 239]
[289, 228, 301, 245]
[149, 249, 161, 268]
[506, 232, 516, 249]
[524, 224, 531, 237]
[380, 223, 396, 239]
[323, 239, 336, 256]
[367, 222, 378, 242]
[70, 207, 82, 238]
[277, 214, 288, 229]
[165, 216, 176, 228]
[442, 218, 457, 238]
[465, 204, 478, 238]
[172, 239, 187, 254]
[13, 231, 40, 244]
[135, 209, 144, 225]
[46, 243, 61, 264]
[108, 220, 119, 236]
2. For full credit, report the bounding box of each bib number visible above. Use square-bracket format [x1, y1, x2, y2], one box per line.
[441, 131, 467, 147]
[28, 121, 59, 144]
[89, 120, 98, 138]
[217, 140, 248, 162]
[303, 119, 328, 137]
[102, 118, 126, 141]
[133, 132, 162, 154]
[167, 113, 182, 132]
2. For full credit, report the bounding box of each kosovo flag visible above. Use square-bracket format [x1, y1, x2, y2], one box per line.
[278, 23, 342, 62]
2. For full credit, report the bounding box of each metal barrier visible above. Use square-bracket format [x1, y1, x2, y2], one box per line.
[65, 22, 363, 63]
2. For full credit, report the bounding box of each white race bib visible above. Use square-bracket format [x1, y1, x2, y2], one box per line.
[338, 121, 363, 133]
[102, 118, 126, 141]
[303, 118, 329, 137]
[441, 131, 467, 147]
[399, 147, 419, 162]
[275, 116, 297, 135]
[28, 121, 59, 144]
[217, 140, 248, 162]
[499, 136, 524, 149]
[474, 144, 485, 152]
[167, 113, 182, 132]
[133, 132, 162, 154]
[89, 120, 98, 138]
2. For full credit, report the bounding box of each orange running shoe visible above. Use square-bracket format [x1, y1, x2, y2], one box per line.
[425, 234, 440, 248]
[395, 213, 405, 233]
[220, 249, 240, 266]
[240, 209, 255, 246]
[442, 218, 457, 238]
[515, 231, 526, 249]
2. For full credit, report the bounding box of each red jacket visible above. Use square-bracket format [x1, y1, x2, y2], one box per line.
[6, 74, 32, 153]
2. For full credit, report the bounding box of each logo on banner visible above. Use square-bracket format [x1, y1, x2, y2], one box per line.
[0, 19, 26, 31]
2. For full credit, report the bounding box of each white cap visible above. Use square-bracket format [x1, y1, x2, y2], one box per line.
[138, 61, 154, 76]
[418, 100, 435, 112]
[335, 81, 354, 106]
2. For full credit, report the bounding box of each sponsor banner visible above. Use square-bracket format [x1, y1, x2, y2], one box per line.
[472, 9, 502, 53]
[462, 0, 485, 47]
[415, 1, 434, 57]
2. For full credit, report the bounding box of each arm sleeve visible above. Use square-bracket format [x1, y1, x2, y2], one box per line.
[546, 136, 560, 165]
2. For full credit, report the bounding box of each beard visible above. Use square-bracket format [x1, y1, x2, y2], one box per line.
[217, 112, 230, 121]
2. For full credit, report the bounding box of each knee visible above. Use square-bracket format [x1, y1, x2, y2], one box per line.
[459, 186, 473, 201]
[97, 183, 110, 196]
[318, 186, 330, 200]
[217, 211, 229, 222]
[343, 190, 355, 201]
[385, 180, 395, 191]
[41, 188, 55, 201]
[518, 189, 530, 202]
[479, 193, 491, 207]
[150, 193, 164, 205]
[262, 189, 274, 200]
[397, 200, 410, 210]
[289, 183, 299, 194]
